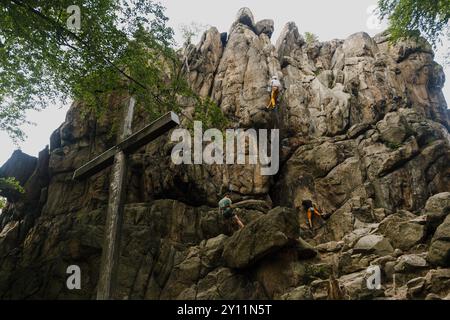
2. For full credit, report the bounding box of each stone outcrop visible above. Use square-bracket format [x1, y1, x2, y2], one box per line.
[425, 192, 450, 232]
[222, 207, 300, 269]
[0, 8, 449, 299]
[428, 214, 450, 266]
[0, 150, 37, 187]
[353, 234, 394, 256]
[378, 211, 426, 251]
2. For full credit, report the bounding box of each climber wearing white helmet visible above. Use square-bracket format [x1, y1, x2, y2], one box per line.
[267, 75, 282, 110]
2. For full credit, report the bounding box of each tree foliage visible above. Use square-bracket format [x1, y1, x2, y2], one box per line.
[0, 177, 24, 208]
[0, 177, 25, 193]
[179, 22, 209, 46]
[304, 32, 318, 45]
[0, 0, 192, 141]
[0, 197, 5, 210]
[192, 97, 229, 131]
[378, 0, 450, 48]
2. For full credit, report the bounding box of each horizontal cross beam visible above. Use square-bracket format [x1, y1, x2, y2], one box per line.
[73, 111, 180, 181]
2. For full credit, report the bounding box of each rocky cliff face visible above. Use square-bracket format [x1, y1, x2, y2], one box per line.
[1, 8, 449, 300]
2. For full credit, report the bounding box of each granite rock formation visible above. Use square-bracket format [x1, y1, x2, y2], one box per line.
[0, 8, 449, 300]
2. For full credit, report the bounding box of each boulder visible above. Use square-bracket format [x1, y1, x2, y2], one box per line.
[376, 112, 409, 146]
[202, 234, 229, 266]
[255, 248, 315, 299]
[406, 269, 450, 299]
[377, 137, 419, 177]
[337, 251, 378, 275]
[0, 150, 37, 186]
[255, 19, 274, 38]
[232, 199, 272, 213]
[423, 269, 450, 297]
[353, 235, 394, 256]
[407, 277, 426, 298]
[342, 32, 379, 58]
[280, 285, 313, 300]
[296, 237, 318, 259]
[427, 215, 450, 266]
[341, 227, 374, 249]
[222, 207, 299, 269]
[425, 192, 450, 232]
[235, 7, 255, 29]
[394, 254, 428, 273]
[0, 150, 38, 202]
[275, 21, 304, 62]
[378, 211, 426, 250]
[425, 293, 442, 300]
[310, 279, 330, 300]
[316, 241, 344, 253]
[338, 270, 384, 299]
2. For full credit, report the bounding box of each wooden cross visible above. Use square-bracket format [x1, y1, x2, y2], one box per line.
[72, 97, 179, 300]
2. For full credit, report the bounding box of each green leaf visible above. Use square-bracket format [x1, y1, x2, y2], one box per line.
[0, 177, 25, 194]
[378, 0, 450, 57]
[0, 0, 185, 141]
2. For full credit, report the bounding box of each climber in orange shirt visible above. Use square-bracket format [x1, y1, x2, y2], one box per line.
[267, 75, 282, 110]
[301, 199, 326, 230]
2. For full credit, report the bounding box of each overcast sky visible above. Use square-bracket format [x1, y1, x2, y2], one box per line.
[0, 0, 448, 166]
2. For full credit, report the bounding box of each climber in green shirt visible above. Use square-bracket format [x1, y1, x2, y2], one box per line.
[218, 193, 245, 229]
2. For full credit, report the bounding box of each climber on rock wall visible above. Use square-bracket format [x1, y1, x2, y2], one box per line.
[266, 75, 282, 110]
[218, 193, 245, 230]
[301, 199, 327, 230]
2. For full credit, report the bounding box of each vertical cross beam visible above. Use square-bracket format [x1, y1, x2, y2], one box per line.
[96, 96, 135, 300]
[73, 99, 179, 299]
